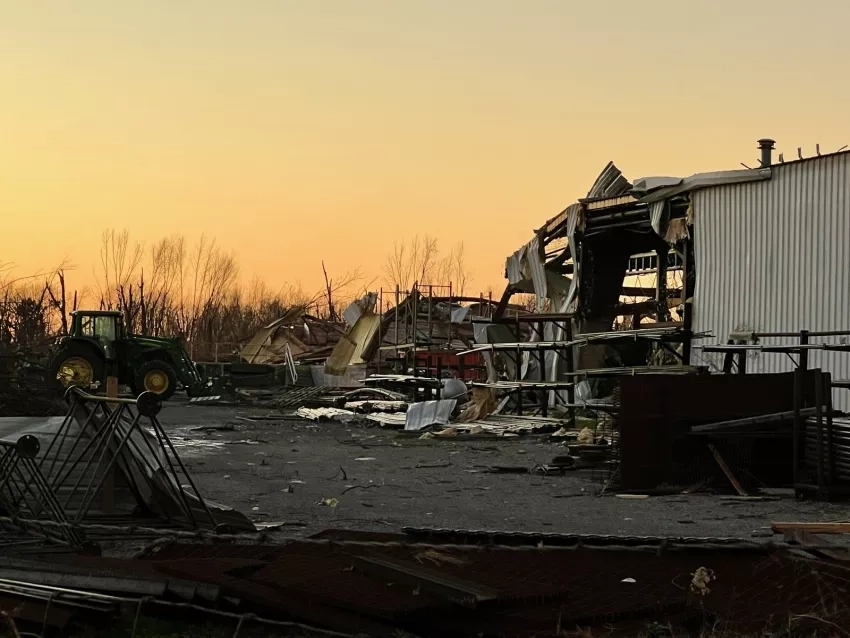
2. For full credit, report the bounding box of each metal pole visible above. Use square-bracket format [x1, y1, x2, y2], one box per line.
[815, 372, 825, 493]
[448, 281, 453, 350]
[826, 372, 835, 487]
[427, 284, 433, 345]
[655, 247, 668, 322]
[681, 241, 692, 365]
[377, 289, 383, 374]
[394, 285, 400, 355]
[411, 286, 418, 373]
[516, 343, 522, 415]
[792, 366, 802, 488]
[148, 416, 216, 528]
[566, 318, 576, 429]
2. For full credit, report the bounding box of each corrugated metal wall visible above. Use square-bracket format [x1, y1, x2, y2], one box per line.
[692, 152, 850, 410]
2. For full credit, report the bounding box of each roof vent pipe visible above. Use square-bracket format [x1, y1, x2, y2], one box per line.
[757, 138, 776, 167]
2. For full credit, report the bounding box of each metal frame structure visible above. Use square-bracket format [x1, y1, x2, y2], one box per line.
[39, 388, 218, 529]
[0, 434, 84, 548]
[374, 283, 502, 379]
[462, 313, 576, 418]
[461, 321, 700, 422]
[494, 164, 696, 376]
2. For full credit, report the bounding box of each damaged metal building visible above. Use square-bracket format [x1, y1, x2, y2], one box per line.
[494, 139, 850, 410]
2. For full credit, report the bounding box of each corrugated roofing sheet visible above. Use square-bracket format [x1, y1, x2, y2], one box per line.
[586, 162, 632, 199]
[404, 399, 456, 431]
[637, 168, 771, 204]
[324, 312, 380, 375]
[692, 152, 850, 410]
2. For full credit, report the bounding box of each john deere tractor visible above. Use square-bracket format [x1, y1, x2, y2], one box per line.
[47, 310, 212, 400]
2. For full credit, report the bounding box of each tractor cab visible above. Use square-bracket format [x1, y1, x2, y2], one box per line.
[70, 311, 124, 361]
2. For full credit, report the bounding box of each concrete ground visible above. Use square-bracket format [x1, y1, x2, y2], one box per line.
[161, 399, 850, 541]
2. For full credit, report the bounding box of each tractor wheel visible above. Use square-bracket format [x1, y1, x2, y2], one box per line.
[47, 344, 105, 393]
[135, 360, 178, 400]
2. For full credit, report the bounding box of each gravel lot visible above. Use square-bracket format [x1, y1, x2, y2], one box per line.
[162, 400, 850, 541]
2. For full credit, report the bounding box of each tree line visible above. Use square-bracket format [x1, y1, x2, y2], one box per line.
[1, 230, 472, 360]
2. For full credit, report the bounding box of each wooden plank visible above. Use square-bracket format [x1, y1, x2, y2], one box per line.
[782, 529, 850, 561]
[772, 522, 850, 535]
[707, 444, 747, 496]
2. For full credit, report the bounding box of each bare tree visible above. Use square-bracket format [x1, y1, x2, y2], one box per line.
[319, 261, 365, 320]
[96, 229, 143, 310]
[384, 235, 471, 296]
[436, 241, 470, 296]
[44, 269, 69, 335]
[383, 235, 440, 291]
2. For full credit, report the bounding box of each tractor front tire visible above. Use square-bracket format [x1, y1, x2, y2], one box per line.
[136, 360, 178, 401]
[47, 344, 105, 394]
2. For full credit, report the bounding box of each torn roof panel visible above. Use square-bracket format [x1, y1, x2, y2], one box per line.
[635, 167, 772, 203]
[544, 202, 582, 236]
[586, 162, 632, 199]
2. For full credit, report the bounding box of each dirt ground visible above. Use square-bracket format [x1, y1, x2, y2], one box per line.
[162, 399, 850, 541]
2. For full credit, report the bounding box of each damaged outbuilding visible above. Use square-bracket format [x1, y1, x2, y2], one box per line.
[491, 139, 850, 411]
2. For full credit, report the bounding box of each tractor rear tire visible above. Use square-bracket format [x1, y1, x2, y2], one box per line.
[136, 360, 178, 401]
[47, 344, 105, 394]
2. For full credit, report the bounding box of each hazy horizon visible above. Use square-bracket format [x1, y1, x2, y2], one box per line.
[3, 0, 850, 298]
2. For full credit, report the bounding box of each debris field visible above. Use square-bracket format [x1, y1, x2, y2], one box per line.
[170, 399, 849, 540]
[3, 140, 850, 636]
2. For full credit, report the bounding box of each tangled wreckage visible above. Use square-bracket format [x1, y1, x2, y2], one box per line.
[3, 139, 850, 636]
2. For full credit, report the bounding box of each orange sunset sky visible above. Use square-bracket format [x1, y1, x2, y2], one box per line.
[2, 1, 850, 298]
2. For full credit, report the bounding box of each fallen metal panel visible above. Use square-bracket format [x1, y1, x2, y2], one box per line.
[454, 414, 564, 435]
[342, 292, 377, 327]
[324, 312, 381, 376]
[404, 400, 456, 431]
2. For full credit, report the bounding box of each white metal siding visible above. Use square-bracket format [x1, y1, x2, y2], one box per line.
[692, 153, 850, 410]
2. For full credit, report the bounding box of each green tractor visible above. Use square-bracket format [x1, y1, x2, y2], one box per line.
[48, 310, 212, 400]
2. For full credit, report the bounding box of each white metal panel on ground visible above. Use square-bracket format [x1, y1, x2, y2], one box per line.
[692, 152, 850, 410]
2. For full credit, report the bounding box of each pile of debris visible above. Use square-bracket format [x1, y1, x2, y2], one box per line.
[240, 307, 346, 365]
[288, 376, 592, 447]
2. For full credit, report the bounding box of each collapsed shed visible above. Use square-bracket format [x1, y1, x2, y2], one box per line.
[494, 139, 850, 411]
